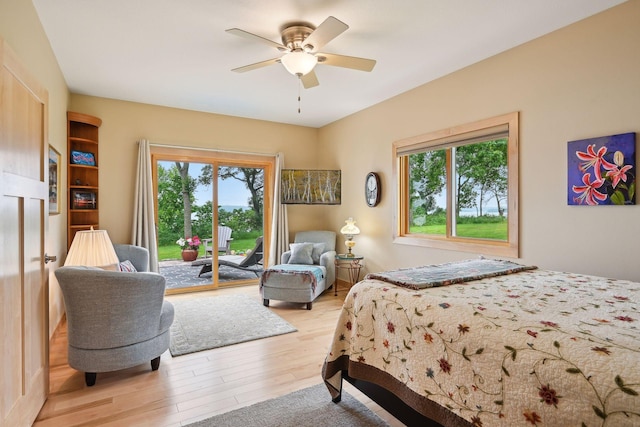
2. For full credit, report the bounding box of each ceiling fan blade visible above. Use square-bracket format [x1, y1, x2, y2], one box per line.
[301, 70, 319, 89]
[302, 16, 348, 52]
[318, 53, 376, 72]
[226, 28, 288, 51]
[231, 58, 281, 73]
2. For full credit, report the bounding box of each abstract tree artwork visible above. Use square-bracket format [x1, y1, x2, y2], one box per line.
[281, 169, 341, 204]
[567, 132, 636, 205]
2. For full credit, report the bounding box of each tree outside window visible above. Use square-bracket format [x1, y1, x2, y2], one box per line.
[394, 112, 519, 257]
[408, 139, 508, 240]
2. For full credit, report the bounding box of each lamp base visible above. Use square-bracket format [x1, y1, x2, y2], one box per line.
[345, 240, 356, 257]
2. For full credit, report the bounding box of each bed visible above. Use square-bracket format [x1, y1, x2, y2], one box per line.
[322, 259, 640, 427]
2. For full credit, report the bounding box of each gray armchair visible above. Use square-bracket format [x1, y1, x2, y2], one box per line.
[54, 266, 174, 386]
[113, 243, 150, 271]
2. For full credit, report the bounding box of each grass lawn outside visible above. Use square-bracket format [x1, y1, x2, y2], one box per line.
[158, 237, 260, 261]
[410, 222, 507, 240]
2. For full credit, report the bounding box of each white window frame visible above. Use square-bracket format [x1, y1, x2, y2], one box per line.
[392, 112, 519, 258]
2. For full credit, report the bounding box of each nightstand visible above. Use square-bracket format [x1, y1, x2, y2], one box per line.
[334, 254, 364, 296]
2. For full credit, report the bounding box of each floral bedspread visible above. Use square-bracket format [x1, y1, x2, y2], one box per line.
[322, 269, 640, 427]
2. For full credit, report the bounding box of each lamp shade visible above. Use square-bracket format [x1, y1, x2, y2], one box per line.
[65, 228, 119, 269]
[280, 51, 318, 76]
[340, 217, 360, 236]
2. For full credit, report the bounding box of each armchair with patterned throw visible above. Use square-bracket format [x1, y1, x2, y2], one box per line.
[261, 230, 336, 310]
[54, 264, 174, 386]
[113, 243, 150, 272]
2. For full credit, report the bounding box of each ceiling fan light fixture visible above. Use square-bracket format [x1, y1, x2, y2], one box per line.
[280, 51, 318, 76]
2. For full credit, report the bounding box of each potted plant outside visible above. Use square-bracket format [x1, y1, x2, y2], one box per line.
[176, 236, 201, 262]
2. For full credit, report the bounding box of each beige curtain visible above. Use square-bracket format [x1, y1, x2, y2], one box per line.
[132, 139, 159, 272]
[268, 152, 288, 266]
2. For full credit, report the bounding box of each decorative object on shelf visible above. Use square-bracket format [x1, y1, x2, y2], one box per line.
[281, 169, 341, 204]
[176, 235, 201, 261]
[340, 217, 360, 257]
[71, 190, 97, 210]
[365, 172, 381, 207]
[48, 145, 61, 215]
[64, 227, 119, 270]
[567, 132, 636, 206]
[70, 150, 96, 166]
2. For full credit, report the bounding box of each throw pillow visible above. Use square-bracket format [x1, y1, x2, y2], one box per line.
[118, 260, 137, 272]
[288, 242, 314, 265]
[305, 242, 325, 264]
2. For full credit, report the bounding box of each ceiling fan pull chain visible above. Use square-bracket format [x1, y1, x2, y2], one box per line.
[298, 77, 302, 114]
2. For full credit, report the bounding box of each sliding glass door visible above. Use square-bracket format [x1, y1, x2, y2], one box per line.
[151, 146, 273, 294]
[215, 165, 265, 285]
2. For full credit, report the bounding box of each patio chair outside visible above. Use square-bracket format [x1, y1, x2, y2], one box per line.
[193, 236, 263, 277]
[202, 225, 233, 255]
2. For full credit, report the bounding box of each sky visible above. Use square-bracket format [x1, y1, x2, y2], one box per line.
[195, 178, 249, 207]
[193, 164, 251, 207]
[159, 161, 251, 207]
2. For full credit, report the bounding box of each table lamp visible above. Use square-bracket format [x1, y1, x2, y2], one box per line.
[65, 227, 119, 270]
[340, 217, 360, 257]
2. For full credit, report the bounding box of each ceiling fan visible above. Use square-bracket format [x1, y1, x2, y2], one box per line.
[226, 16, 376, 89]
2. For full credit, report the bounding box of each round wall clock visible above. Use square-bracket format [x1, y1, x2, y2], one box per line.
[365, 172, 381, 207]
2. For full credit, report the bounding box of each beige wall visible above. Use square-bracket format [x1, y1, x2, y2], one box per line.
[3, 0, 639, 337]
[68, 95, 323, 244]
[319, 1, 640, 282]
[1, 0, 70, 336]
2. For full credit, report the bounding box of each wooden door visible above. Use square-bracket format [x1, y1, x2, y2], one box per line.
[0, 39, 49, 427]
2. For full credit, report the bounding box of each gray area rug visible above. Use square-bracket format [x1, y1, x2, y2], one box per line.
[169, 294, 296, 356]
[185, 383, 390, 427]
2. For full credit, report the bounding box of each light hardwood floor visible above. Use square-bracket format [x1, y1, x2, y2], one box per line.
[34, 284, 404, 426]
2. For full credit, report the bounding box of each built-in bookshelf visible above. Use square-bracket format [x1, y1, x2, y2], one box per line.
[67, 112, 101, 249]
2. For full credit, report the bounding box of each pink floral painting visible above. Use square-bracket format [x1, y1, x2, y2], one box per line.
[568, 132, 636, 205]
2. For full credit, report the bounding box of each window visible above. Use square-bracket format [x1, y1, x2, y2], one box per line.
[393, 112, 519, 257]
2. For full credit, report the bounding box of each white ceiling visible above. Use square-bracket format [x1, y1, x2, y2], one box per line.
[33, 0, 625, 128]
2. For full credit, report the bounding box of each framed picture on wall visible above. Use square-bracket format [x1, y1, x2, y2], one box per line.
[567, 132, 636, 205]
[281, 169, 341, 204]
[49, 145, 61, 214]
